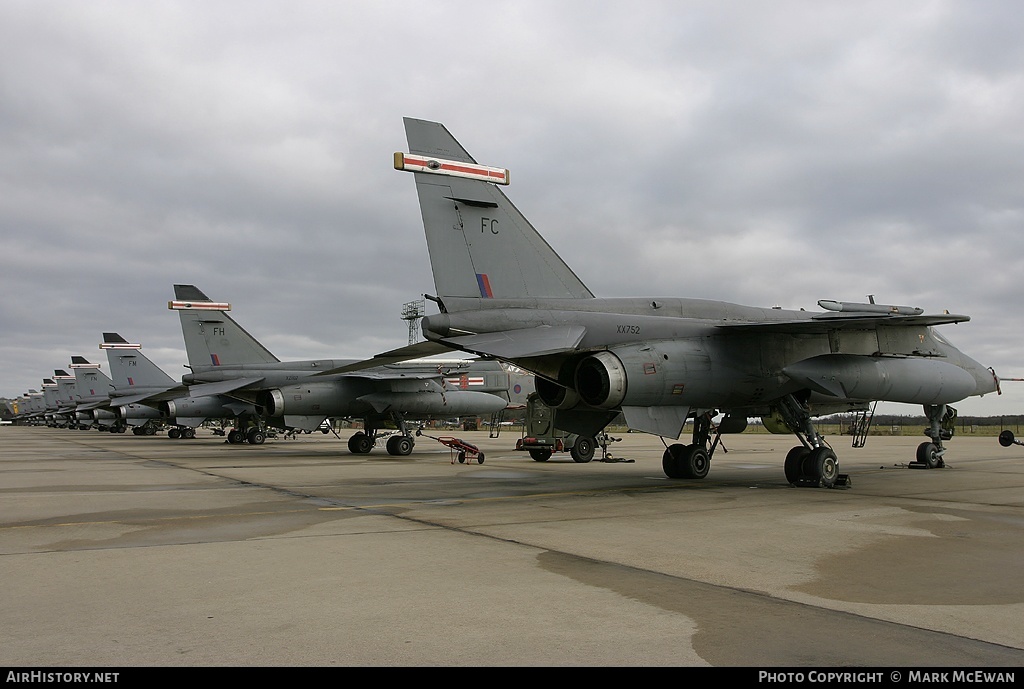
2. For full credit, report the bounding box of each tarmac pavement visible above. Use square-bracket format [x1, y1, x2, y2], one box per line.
[1, 425, 1022, 667]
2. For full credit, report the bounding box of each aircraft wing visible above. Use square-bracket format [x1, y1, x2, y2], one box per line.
[440, 325, 587, 359]
[312, 341, 454, 376]
[75, 400, 110, 411]
[187, 377, 265, 398]
[110, 385, 189, 406]
[716, 312, 970, 334]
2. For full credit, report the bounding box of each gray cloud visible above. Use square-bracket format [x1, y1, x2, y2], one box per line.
[2, 1, 1021, 416]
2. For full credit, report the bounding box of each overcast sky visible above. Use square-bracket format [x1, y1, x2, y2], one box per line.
[2, 1, 1022, 418]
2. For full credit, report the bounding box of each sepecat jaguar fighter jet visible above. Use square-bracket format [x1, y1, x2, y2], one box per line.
[170, 285, 517, 453]
[393, 117, 1001, 487]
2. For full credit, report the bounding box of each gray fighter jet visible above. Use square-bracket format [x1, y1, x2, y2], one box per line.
[51, 369, 81, 428]
[38, 378, 61, 426]
[68, 357, 122, 431]
[394, 117, 1001, 487]
[15, 388, 46, 424]
[170, 285, 515, 452]
[100, 333, 253, 437]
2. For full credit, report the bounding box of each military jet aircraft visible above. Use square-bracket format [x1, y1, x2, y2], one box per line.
[13, 388, 45, 425]
[51, 369, 82, 428]
[39, 378, 61, 426]
[169, 285, 515, 452]
[0, 398, 15, 423]
[68, 357, 123, 432]
[393, 117, 1001, 487]
[100, 333, 253, 437]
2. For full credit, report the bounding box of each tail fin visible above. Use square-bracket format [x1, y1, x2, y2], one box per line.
[69, 357, 113, 398]
[399, 118, 593, 304]
[170, 285, 279, 367]
[100, 333, 176, 388]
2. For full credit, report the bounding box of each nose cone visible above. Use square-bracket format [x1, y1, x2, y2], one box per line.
[932, 333, 998, 397]
[977, 365, 1000, 396]
[957, 352, 999, 396]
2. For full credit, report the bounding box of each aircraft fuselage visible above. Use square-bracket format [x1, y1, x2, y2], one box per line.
[421, 297, 997, 416]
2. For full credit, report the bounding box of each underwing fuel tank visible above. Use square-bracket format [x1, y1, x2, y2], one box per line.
[162, 396, 253, 420]
[783, 354, 978, 404]
[356, 390, 507, 416]
[117, 404, 162, 422]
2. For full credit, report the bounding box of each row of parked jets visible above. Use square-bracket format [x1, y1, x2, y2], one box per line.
[5, 283, 534, 455]
[4, 118, 1016, 485]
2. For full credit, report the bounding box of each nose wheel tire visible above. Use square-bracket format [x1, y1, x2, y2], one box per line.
[916, 442, 943, 468]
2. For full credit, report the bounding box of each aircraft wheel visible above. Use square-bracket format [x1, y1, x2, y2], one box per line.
[999, 430, 1016, 447]
[385, 435, 414, 456]
[916, 442, 941, 469]
[347, 432, 373, 454]
[662, 443, 688, 479]
[529, 448, 552, 462]
[132, 426, 144, 436]
[570, 436, 596, 463]
[168, 427, 181, 439]
[183, 427, 196, 439]
[784, 446, 809, 484]
[227, 430, 244, 444]
[145, 425, 157, 435]
[806, 447, 839, 488]
[247, 429, 266, 445]
[681, 446, 710, 479]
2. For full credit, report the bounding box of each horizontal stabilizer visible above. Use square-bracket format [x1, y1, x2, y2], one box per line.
[187, 377, 265, 398]
[110, 384, 187, 406]
[442, 325, 587, 359]
[111, 392, 162, 406]
[313, 341, 454, 376]
[76, 400, 109, 411]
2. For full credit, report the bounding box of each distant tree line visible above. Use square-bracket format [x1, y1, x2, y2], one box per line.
[824, 414, 1024, 428]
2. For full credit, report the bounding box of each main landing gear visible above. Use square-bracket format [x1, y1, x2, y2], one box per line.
[345, 431, 415, 456]
[346, 414, 416, 456]
[166, 426, 197, 439]
[662, 412, 719, 480]
[776, 394, 849, 489]
[226, 426, 268, 445]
